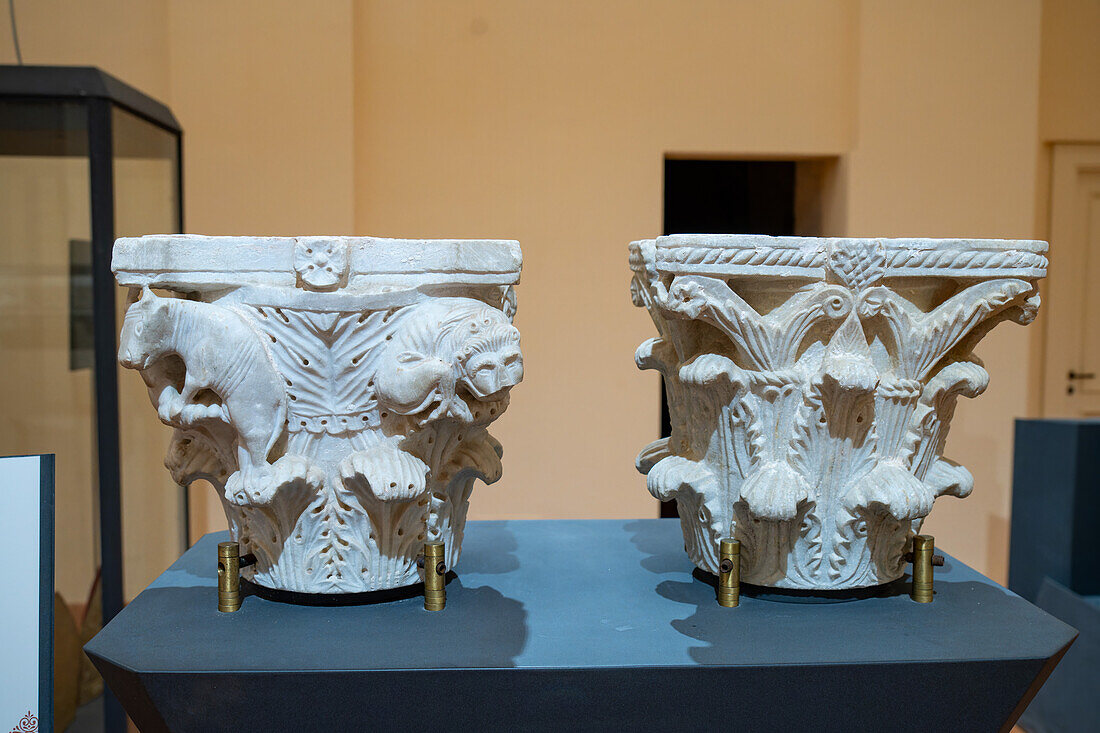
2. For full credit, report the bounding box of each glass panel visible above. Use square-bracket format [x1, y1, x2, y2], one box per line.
[0, 101, 99, 620]
[111, 106, 184, 602]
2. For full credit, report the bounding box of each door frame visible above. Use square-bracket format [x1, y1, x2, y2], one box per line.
[1040, 143, 1100, 416]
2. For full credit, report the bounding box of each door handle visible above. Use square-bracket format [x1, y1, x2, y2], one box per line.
[1068, 371, 1096, 380]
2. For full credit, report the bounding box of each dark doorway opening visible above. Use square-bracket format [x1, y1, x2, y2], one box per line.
[657, 159, 798, 518]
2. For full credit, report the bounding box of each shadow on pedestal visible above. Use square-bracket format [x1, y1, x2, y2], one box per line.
[623, 519, 1075, 732]
[86, 531, 528, 732]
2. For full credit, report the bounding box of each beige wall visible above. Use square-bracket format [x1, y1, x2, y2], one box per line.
[4, 0, 1094, 587]
[1040, 0, 1100, 141]
[1, 0, 171, 99]
[354, 0, 858, 521]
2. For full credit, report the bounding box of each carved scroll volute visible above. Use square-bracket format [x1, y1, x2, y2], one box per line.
[631, 235, 1046, 590]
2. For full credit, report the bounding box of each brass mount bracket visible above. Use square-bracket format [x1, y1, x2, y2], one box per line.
[718, 538, 741, 608]
[420, 540, 447, 611]
[905, 534, 945, 603]
[217, 541, 256, 613]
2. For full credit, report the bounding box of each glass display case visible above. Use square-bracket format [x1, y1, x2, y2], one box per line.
[0, 65, 182, 731]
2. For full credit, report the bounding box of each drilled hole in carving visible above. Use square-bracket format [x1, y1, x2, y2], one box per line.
[301, 358, 310, 366]
[389, 482, 397, 488]
[397, 528, 404, 536]
[380, 412, 388, 419]
[269, 334, 277, 343]
[193, 388, 222, 408]
[274, 308, 290, 323]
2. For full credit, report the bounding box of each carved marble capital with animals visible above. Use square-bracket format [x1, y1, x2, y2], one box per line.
[631, 235, 1046, 590]
[114, 235, 523, 594]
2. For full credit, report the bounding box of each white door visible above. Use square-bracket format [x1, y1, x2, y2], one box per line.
[1042, 144, 1100, 416]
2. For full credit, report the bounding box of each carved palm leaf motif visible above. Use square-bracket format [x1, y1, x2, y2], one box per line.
[239, 306, 404, 591]
[247, 306, 396, 434]
[235, 470, 322, 588]
[868, 278, 1033, 381]
[909, 359, 989, 483]
[789, 505, 825, 585]
[659, 275, 850, 371]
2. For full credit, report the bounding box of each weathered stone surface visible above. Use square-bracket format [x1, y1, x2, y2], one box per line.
[631, 235, 1046, 589]
[115, 235, 523, 594]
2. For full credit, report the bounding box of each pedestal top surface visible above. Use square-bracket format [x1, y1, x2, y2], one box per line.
[87, 519, 1075, 673]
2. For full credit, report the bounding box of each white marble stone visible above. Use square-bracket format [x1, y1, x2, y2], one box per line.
[114, 235, 523, 594]
[630, 235, 1046, 590]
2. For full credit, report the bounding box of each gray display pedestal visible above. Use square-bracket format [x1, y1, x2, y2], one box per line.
[86, 520, 1075, 732]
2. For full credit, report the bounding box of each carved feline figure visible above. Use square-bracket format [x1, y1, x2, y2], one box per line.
[375, 298, 523, 424]
[341, 298, 522, 504]
[119, 287, 289, 498]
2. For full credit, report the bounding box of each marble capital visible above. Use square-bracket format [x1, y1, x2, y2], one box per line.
[631, 235, 1046, 590]
[114, 235, 523, 594]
